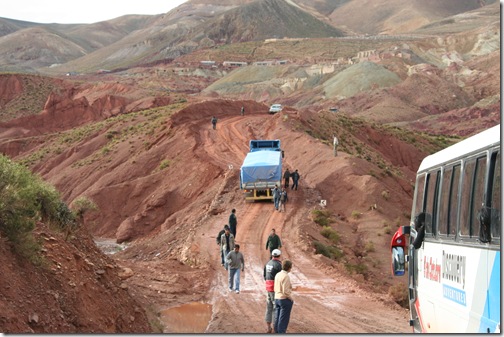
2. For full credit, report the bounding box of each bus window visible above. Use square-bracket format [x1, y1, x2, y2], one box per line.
[449, 165, 460, 236]
[438, 167, 451, 235]
[425, 170, 440, 235]
[460, 156, 487, 238]
[460, 159, 475, 237]
[438, 164, 460, 237]
[472, 156, 487, 239]
[437, 166, 453, 236]
[413, 174, 426, 217]
[490, 151, 501, 240]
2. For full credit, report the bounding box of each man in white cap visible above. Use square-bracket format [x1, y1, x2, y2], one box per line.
[263, 248, 282, 333]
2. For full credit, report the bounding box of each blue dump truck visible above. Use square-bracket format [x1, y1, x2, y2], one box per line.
[240, 140, 282, 201]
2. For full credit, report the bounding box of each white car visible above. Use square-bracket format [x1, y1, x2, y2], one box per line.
[269, 104, 283, 114]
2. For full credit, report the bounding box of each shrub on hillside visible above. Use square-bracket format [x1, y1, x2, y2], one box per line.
[311, 209, 333, 226]
[313, 241, 344, 261]
[320, 226, 340, 244]
[0, 155, 90, 257]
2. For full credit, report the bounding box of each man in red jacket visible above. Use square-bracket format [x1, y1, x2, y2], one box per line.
[263, 249, 282, 333]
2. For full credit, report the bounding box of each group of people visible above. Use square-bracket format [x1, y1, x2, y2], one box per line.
[211, 106, 245, 130]
[283, 168, 300, 190]
[217, 208, 294, 333]
[271, 168, 300, 212]
[264, 249, 294, 333]
[216, 210, 244, 294]
[271, 185, 288, 212]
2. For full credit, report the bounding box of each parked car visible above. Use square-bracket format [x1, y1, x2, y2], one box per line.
[269, 104, 283, 114]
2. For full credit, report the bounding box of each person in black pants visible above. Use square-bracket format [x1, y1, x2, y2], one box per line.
[229, 208, 238, 239]
[283, 169, 290, 188]
[291, 169, 300, 190]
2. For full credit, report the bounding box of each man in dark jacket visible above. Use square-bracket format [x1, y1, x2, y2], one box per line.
[283, 169, 291, 188]
[291, 169, 300, 190]
[266, 228, 282, 258]
[263, 249, 282, 333]
[229, 209, 238, 239]
[220, 227, 235, 270]
[216, 225, 230, 266]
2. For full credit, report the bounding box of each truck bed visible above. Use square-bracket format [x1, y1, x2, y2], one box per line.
[240, 151, 282, 190]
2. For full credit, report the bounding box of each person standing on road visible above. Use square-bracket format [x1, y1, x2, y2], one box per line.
[240, 106, 245, 116]
[220, 227, 235, 270]
[291, 169, 300, 191]
[274, 259, 294, 334]
[263, 249, 282, 333]
[272, 185, 281, 210]
[216, 224, 230, 266]
[283, 169, 291, 189]
[279, 188, 288, 212]
[333, 134, 339, 157]
[229, 208, 238, 239]
[226, 244, 245, 294]
[266, 229, 282, 259]
[211, 116, 217, 130]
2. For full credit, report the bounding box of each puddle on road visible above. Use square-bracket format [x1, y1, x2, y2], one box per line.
[160, 302, 213, 333]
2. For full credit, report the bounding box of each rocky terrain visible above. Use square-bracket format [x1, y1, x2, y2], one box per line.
[0, 0, 500, 333]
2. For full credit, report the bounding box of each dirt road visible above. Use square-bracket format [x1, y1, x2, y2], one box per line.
[112, 108, 411, 333]
[183, 114, 410, 333]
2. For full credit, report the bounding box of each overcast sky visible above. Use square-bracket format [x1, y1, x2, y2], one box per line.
[2, 0, 188, 24]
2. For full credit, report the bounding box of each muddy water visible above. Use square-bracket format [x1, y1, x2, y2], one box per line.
[160, 302, 213, 333]
[94, 237, 127, 255]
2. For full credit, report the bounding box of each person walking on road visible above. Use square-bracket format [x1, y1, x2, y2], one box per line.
[279, 188, 288, 212]
[220, 227, 235, 270]
[264, 249, 282, 333]
[266, 228, 282, 259]
[272, 185, 281, 210]
[283, 169, 291, 189]
[226, 244, 245, 294]
[211, 116, 217, 130]
[274, 259, 294, 334]
[240, 106, 245, 116]
[216, 224, 230, 266]
[229, 208, 238, 239]
[291, 169, 300, 191]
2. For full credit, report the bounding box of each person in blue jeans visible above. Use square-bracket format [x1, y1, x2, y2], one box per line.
[274, 259, 294, 333]
[226, 244, 245, 294]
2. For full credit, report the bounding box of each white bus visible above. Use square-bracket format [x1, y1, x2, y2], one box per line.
[391, 124, 501, 333]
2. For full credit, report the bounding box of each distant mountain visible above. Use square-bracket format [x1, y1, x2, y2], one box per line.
[327, 0, 498, 35]
[0, 0, 498, 73]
